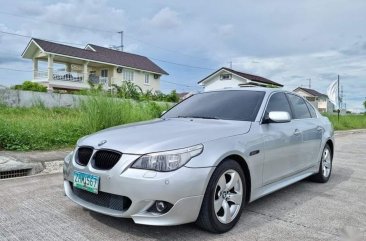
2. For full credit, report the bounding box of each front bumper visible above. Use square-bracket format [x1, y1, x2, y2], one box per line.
[64, 153, 214, 225]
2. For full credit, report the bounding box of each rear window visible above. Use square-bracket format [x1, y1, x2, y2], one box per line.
[286, 94, 311, 119]
[305, 101, 317, 118]
[163, 90, 265, 121]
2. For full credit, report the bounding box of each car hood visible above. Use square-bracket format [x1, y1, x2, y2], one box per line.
[78, 118, 252, 154]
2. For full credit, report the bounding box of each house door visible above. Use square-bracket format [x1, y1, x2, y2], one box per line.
[101, 69, 108, 84]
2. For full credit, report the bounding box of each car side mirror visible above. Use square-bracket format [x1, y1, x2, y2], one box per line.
[263, 111, 291, 123]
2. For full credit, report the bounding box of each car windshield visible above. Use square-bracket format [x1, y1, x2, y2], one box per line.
[162, 90, 265, 121]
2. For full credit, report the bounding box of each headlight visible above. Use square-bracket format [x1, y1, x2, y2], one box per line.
[131, 144, 203, 172]
[64, 151, 74, 164]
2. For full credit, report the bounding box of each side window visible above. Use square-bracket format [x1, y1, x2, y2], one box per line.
[265, 93, 292, 117]
[305, 101, 317, 118]
[286, 94, 311, 119]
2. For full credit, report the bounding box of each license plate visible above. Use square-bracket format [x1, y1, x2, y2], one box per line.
[73, 171, 100, 194]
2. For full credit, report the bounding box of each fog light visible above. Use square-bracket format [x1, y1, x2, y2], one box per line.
[147, 200, 173, 214]
[156, 201, 166, 212]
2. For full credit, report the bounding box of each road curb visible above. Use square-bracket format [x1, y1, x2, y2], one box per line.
[334, 129, 366, 136]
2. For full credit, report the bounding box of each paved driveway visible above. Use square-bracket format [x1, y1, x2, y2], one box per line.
[0, 132, 365, 241]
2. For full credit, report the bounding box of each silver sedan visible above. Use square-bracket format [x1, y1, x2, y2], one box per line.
[63, 88, 334, 233]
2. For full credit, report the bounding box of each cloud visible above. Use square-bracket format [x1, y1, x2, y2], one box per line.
[1, 0, 366, 111]
[228, 47, 366, 112]
[217, 24, 234, 37]
[149, 7, 181, 29]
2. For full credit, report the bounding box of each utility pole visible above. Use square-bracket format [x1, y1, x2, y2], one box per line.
[229, 61, 233, 69]
[308, 78, 311, 88]
[337, 75, 340, 121]
[117, 31, 124, 51]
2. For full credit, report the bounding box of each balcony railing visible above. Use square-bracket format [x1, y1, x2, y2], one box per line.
[34, 70, 84, 82]
[34, 71, 110, 86]
[53, 71, 83, 82]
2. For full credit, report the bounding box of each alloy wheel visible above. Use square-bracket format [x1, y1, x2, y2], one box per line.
[322, 147, 332, 178]
[214, 169, 243, 224]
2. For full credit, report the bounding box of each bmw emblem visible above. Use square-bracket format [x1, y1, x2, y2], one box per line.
[98, 140, 107, 146]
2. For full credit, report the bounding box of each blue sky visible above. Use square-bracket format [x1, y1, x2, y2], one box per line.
[0, 0, 366, 111]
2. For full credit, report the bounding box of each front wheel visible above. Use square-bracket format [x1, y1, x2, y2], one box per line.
[196, 160, 246, 233]
[310, 144, 333, 183]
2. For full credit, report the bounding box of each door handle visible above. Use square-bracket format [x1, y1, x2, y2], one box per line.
[294, 129, 301, 136]
[316, 126, 323, 132]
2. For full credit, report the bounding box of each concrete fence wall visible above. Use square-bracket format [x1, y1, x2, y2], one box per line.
[0, 89, 86, 108]
[0, 89, 174, 108]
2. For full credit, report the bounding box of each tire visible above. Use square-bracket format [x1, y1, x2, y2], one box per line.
[309, 144, 333, 183]
[196, 159, 246, 233]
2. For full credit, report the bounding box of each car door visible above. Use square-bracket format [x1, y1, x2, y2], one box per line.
[286, 93, 322, 170]
[260, 92, 303, 185]
[304, 100, 323, 165]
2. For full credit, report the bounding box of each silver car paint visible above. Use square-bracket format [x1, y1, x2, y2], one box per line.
[64, 87, 334, 225]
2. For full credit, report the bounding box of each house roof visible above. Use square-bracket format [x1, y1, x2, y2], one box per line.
[22, 38, 168, 75]
[294, 87, 327, 97]
[198, 67, 283, 87]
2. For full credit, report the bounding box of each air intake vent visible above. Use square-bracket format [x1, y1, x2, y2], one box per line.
[76, 147, 93, 166]
[92, 150, 122, 170]
[71, 182, 132, 211]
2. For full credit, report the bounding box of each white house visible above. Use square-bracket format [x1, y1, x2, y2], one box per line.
[198, 67, 283, 91]
[21, 38, 168, 92]
[293, 87, 334, 113]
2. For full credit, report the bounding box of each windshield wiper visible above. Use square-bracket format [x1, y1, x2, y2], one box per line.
[177, 115, 220, 120]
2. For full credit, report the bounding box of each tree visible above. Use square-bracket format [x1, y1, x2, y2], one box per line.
[363, 100, 366, 110]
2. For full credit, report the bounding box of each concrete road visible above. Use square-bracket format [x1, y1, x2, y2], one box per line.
[1, 132, 365, 241]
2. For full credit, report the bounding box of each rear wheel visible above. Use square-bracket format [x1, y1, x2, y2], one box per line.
[196, 160, 246, 233]
[310, 144, 332, 183]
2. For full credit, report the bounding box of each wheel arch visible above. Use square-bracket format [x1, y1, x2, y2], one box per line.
[325, 139, 334, 159]
[220, 154, 251, 204]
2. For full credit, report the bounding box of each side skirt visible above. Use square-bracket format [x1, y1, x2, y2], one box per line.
[249, 165, 317, 203]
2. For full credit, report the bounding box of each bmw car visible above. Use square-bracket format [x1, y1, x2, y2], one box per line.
[63, 88, 334, 233]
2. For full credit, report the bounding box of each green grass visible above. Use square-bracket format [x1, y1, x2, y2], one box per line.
[1, 98, 364, 151]
[0, 97, 170, 151]
[324, 114, 366, 131]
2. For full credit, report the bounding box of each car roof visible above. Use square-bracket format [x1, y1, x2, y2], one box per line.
[203, 87, 284, 94]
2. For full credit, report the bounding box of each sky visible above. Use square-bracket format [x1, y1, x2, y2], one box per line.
[0, 0, 365, 112]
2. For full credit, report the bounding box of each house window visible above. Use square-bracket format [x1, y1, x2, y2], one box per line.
[220, 74, 232, 80]
[123, 69, 134, 81]
[144, 73, 150, 84]
[101, 69, 108, 77]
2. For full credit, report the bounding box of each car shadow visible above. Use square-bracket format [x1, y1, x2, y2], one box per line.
[86, 165, 353, 240]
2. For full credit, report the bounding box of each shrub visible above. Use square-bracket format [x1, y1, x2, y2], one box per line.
[13, 81, 47, 92]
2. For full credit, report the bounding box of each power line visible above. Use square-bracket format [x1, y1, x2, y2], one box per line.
[160, 79, 198, 88]
[0, 30, 85, 46]
[0, 11, 116, 34]
[0, 30, 216, 71]
[151, 57, 215, 70]
[0, 67, 33, 72]
[0, 10, 212, 61]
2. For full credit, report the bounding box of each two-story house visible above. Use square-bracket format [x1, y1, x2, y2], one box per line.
[22, 38, 168, 92]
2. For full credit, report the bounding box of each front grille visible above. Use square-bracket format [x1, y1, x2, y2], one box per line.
[76, 147, 93, 166]
[71, 183, 132, 211]
[92, 150, 122, 170]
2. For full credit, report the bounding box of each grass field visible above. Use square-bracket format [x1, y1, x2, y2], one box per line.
[0, 97, 170, 151]
[324, 114, 366, 130]
[0, 100, 365, 151]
